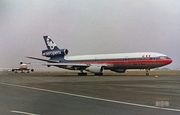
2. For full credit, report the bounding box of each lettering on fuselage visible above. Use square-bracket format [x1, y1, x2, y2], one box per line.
[42, 50, 62, 56]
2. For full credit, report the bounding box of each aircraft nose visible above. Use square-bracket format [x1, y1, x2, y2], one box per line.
[168, 59, 173, 64]
[170, 59, 173, 63]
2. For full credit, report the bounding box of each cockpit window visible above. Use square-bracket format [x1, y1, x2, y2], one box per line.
[165, 56, 171, 59]
[159, 56, 170, 59]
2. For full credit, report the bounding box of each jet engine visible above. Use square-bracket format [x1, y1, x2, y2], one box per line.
[85, 65, 103, 73]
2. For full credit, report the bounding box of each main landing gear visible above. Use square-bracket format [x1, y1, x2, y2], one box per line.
[78, 72, 87, 76]
[94, 73, 103, 76]
[78, 70, 87, 76]
[78, 72, 104, 76]
[78, 72, 103, 76]
[145, 69, 150, 76]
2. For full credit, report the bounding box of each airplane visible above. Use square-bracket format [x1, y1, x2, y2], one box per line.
[12, 62, 34, 73]
[27, 36, 172, 76]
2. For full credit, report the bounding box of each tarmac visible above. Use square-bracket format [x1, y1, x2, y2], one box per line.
[0, 70, 180, 115]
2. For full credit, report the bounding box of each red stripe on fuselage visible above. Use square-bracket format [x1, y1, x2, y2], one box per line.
[77, 59, 172, 65]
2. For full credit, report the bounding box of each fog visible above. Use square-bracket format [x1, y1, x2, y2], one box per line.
[0, 0, 180, 69]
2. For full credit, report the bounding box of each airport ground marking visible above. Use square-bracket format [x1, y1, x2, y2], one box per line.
[1, 82, 180, 112]
[11, 110, 39, 115]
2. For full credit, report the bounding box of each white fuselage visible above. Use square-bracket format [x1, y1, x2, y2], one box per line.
[63, 52, 172, 70]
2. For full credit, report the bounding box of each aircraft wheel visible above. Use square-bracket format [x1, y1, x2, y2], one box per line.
[78, 73, 87, 76]
[145, 69, 150, 76]
[94, 73, 103, 76]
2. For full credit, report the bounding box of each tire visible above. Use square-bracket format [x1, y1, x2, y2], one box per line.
[94, 73, 103, 76]
[146, 73, 149, 76]
[78, 73, 87, 76]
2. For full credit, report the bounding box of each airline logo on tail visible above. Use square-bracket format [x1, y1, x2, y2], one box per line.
[46, 37, 57, 50]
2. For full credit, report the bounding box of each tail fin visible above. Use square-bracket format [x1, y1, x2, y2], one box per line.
[43, 36, 59, 50]
[42, 36, 69, 58]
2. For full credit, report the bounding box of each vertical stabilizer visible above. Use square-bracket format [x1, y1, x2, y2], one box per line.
[43, 36, 59, 50]
[42, 36, 69, 59]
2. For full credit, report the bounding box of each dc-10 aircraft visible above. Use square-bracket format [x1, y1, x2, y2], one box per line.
[12, 62, 34, 73]
[27, 36, 172, 76]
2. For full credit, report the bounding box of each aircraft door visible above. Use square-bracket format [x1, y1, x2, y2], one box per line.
[124, 56, 129, 62]
[123, 56, 129, 68]
[152, 55, 156, 62]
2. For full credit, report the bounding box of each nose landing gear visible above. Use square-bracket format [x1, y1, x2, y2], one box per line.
[145, 69, 150, 76]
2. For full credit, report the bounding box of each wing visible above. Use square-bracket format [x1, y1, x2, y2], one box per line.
[12, 68, 21, 71]
[27, 56, 59, 63]
[42, 63, 107, 70]
[27, 56, 107, 70]
[12, 68, 30, 71]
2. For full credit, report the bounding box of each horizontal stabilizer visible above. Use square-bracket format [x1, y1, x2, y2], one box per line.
[42, 63, 107, 67]
[42, 63, 89, 67]
[27, 56, 59, 63]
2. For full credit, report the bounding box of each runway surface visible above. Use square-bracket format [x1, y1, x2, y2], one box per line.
[0, 71, 180, 115]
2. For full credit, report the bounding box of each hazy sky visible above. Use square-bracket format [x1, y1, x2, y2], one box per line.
[0, 0, 180, 69]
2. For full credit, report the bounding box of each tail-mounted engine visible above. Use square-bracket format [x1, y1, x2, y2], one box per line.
[42, 49, 68, 57]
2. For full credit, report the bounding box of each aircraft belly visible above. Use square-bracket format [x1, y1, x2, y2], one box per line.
[54, 65, 86, 70]
[111, 62, 165, 69]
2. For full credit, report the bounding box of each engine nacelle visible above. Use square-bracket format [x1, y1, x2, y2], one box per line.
[85, 65, 103, 73]
[110, 69, 126, 73]
[42, 49, 68, 57]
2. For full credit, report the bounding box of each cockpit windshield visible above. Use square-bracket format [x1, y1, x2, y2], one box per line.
[158, 56, 171, 60]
